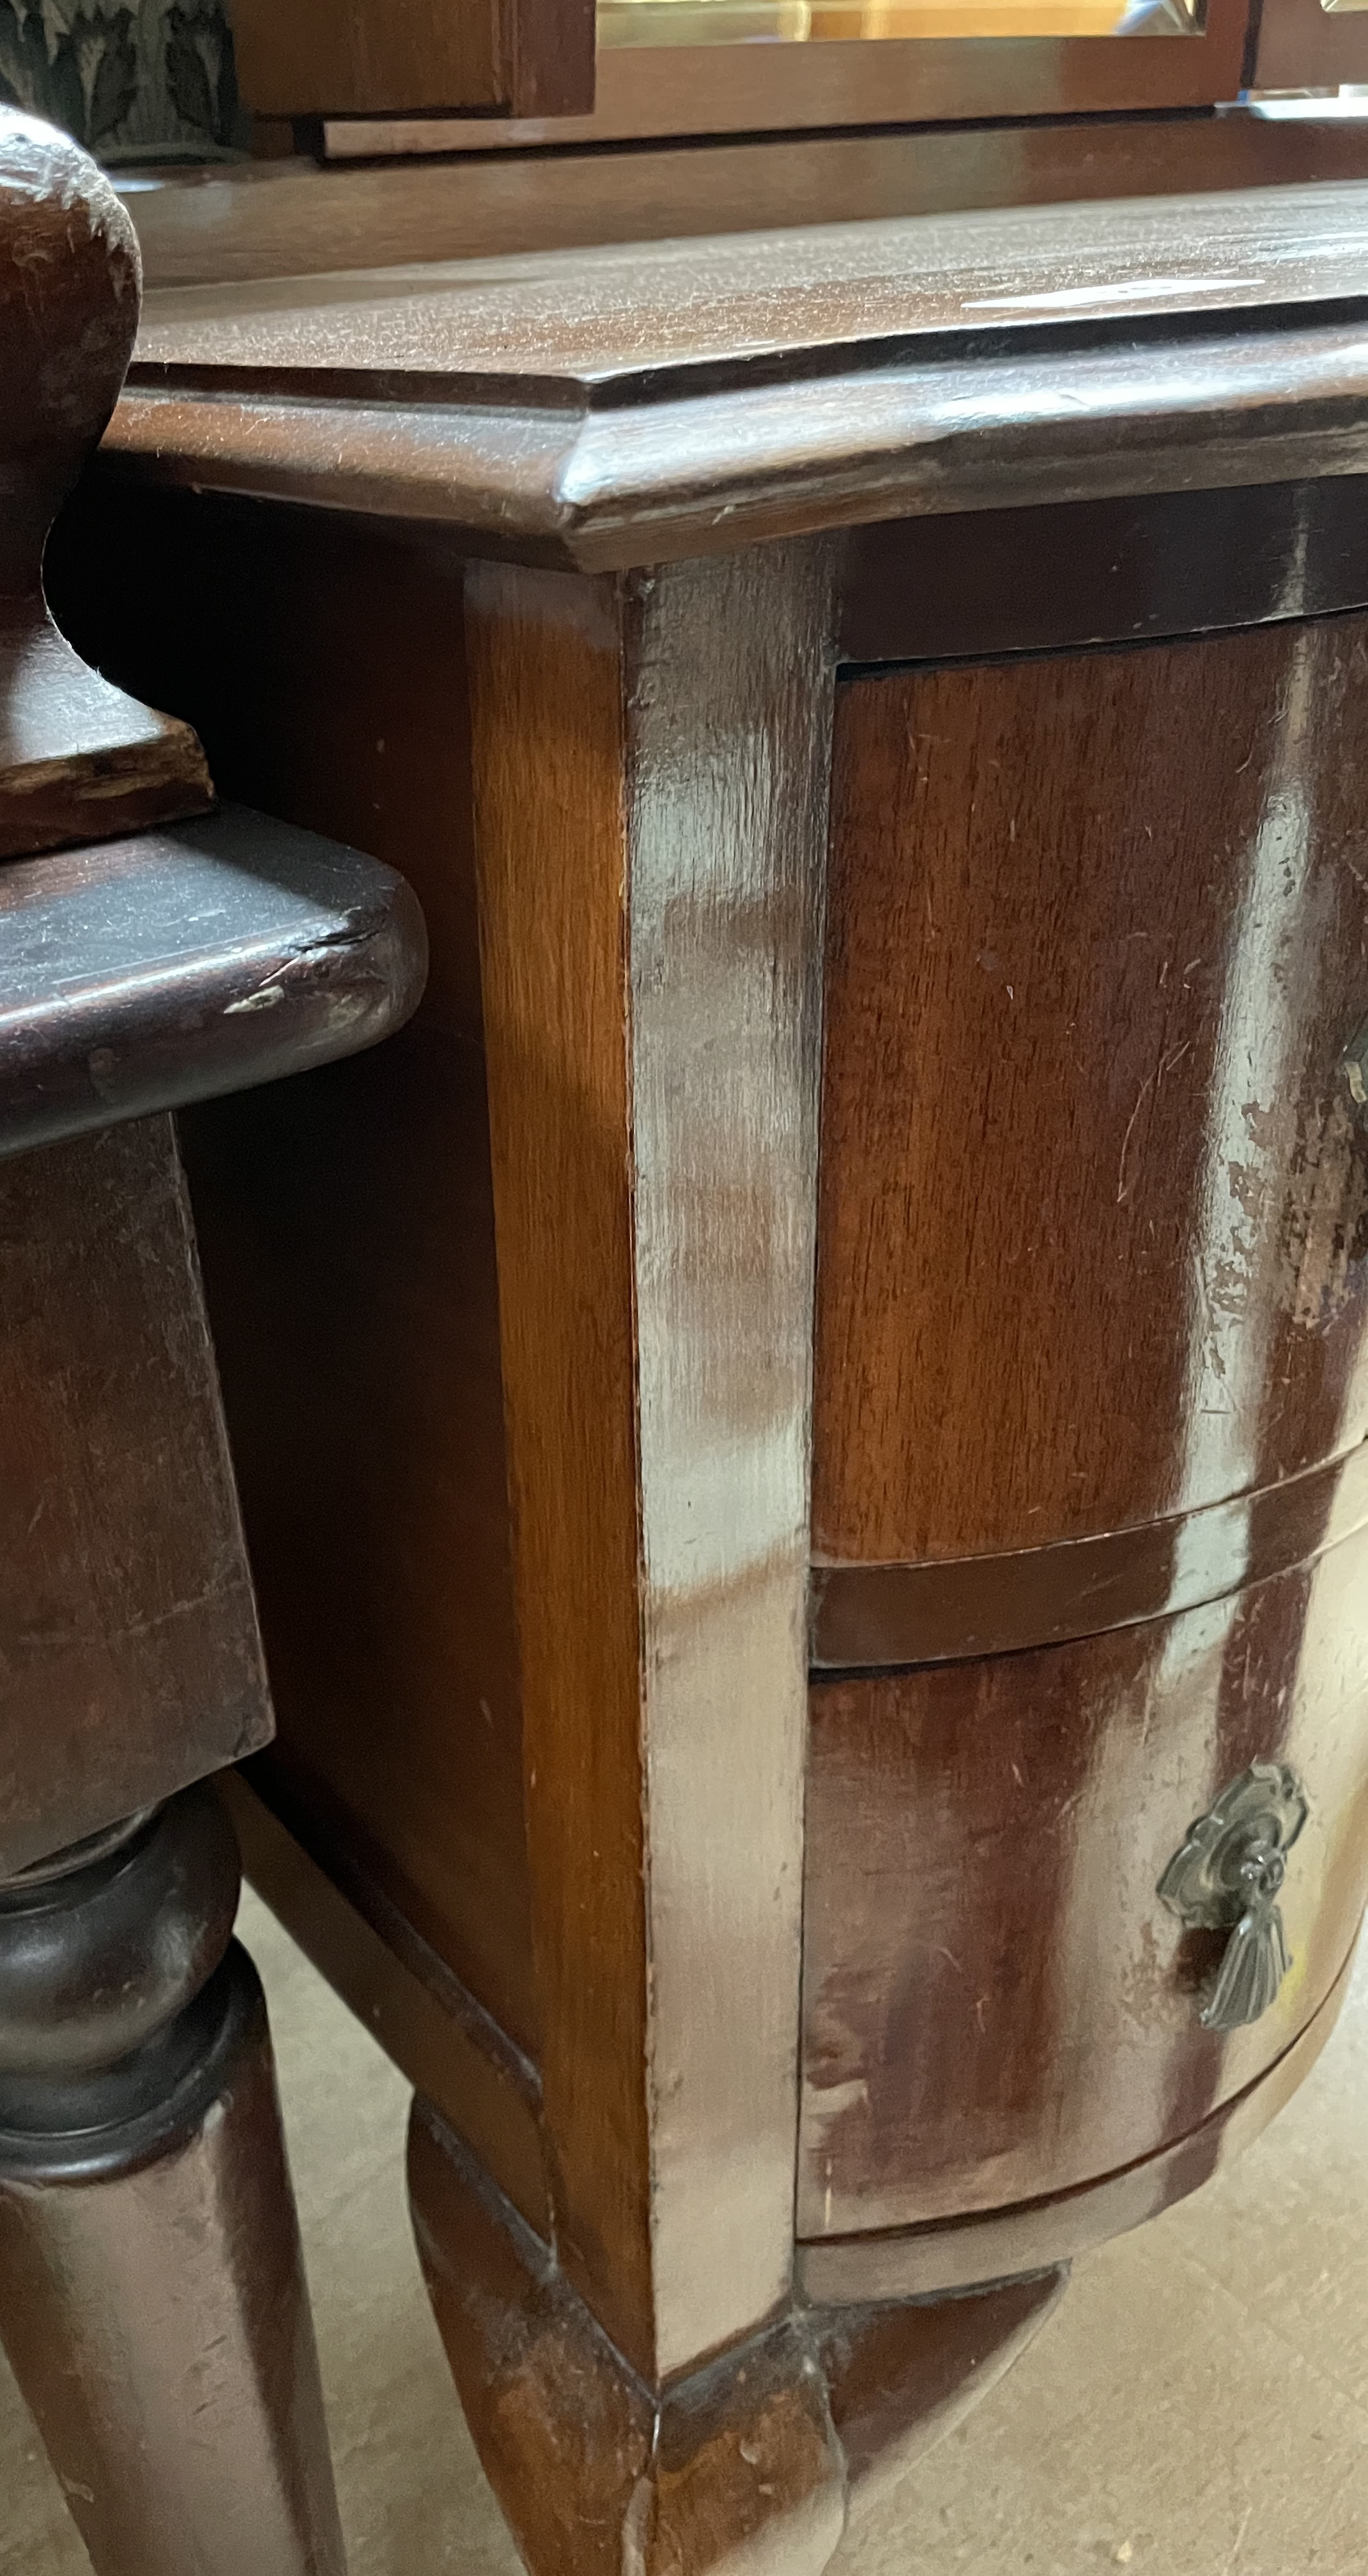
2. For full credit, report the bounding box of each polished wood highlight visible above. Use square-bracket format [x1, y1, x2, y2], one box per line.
[119, 116, 1368, 294]
[800, 1526, 1368, 2238]
[813, 617, 1368, 1567]
[230, 0, 596, 121]
[103, 185, 1368, 572]
[469, 544, 832, 2380]
[410, 2104, 1066, 2576]
[812, 1439, 1368, 1666]
[0, 105, 208, 856]
[799, 1947, 1352, 2302]
[0, 806, 426, 1160]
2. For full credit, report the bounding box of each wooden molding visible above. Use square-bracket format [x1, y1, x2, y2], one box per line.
[410, 2103, 1067, 2576]
[811, 1441, 1368, 1668]
[107, 185, 1368, 572]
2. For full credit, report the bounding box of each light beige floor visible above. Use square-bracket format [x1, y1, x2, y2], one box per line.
[4, 1894, 1368, 2575]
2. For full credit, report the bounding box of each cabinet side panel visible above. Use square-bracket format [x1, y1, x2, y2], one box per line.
[465, 562, 656, 2376]
[50, 489, 541, 2064]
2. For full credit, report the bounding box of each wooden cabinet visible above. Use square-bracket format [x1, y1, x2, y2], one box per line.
[49, 180, 1368, 2576]
[230, 0, 597, 119]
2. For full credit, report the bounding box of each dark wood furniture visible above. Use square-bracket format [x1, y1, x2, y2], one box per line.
[222, 0, 1368, 151]
[47, 165, 1368, 2576]
[0, 105, 426, 2576]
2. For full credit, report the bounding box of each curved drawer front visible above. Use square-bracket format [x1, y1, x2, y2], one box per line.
[798, 1521, 1368, 2237]
[813, 615, 1368, 1567]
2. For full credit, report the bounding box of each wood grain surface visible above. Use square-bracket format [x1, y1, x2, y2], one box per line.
[223, 1774, 551, 2235]
[464, 561, 653, 2372]
[127, 187, 1368, 395]
[229, 0, 595, 119]
[410, 2105, 1066, 2576]
[123, 509, 542, 2059]
[0, 1117, 270, 1875]
[102, 185, 1368, 571]
[811, 1439, 1368, 1666]
[839, 477, 1368, 668]
[813, 615, 1368, 1565]
[120, 116, 1368, 294]
[799, 1526, 1368, 2239]
[798, 1948, 1353, 2301]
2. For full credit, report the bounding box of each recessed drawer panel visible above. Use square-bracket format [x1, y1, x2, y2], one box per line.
[798, 1523, 1368, 2239]
[813, 618, 1368, 1566]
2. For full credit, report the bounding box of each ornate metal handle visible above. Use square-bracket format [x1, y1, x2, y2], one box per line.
[1157, 1761, 1309, 2034]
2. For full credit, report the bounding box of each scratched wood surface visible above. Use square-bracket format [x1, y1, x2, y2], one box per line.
[0, 1117, 271, 1875]
[813, 615, 1368, 1567]
[102, 183, 1368, 575]
[799, 1522, 1368, 2239]
[119, 119, 1368, 295]
[410, 2107, 1066, 2576]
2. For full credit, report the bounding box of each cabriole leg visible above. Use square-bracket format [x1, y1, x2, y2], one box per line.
[0, 1785, 347, 2576]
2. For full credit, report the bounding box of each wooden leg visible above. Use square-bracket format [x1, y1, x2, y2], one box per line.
[0, 1788, 347, 2576]
[409, 2100, 1065, 2576]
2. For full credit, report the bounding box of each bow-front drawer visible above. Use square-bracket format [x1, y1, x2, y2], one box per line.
[803, 606, 1368, 2289]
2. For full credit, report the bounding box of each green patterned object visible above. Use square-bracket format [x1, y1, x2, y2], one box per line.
[0, 0, 243, 160]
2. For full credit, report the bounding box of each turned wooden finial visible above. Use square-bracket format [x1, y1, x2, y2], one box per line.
[0, 105, 210, 858]
[0, 106, 142, 601]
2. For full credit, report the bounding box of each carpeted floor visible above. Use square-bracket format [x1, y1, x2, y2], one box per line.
[5, 1889, 1368, 2574]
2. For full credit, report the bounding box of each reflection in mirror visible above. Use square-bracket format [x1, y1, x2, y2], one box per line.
[599, 0, 1199, 46]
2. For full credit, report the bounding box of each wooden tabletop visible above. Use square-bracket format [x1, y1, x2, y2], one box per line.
[105, 181, 1368, 568]
[130, 183, 1368, 390]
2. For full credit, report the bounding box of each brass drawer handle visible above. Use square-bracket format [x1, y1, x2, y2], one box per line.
[1158, 1762, 1309, 2034]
